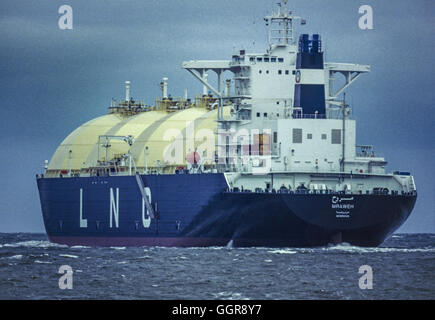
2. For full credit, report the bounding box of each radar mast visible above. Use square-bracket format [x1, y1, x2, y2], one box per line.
[264, 0, 306, 49]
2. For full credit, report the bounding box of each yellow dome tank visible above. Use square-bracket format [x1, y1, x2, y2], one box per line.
[46, 102, 230, 177]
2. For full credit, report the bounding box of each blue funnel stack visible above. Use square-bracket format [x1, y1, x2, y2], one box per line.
[297, 34, 323, 69]
[294, 34, 326, 116]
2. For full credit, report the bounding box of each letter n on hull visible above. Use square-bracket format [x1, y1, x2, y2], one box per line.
[142, 187, 151, 228]
[110, 188, 119, 228]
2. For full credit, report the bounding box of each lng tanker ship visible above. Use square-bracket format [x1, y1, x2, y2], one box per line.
[36, 1, 416, 247]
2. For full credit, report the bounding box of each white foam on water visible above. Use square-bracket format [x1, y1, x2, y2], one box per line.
[212, 291, 250, 300]
[110, 247, 126, 250]
[268, 249, 297, 255]
[264, 259, 273, 262]
[326, 243, 361, 252]
[34, 260, 52, 264]
[59, 254, 79, 259]
[325, 244, 435, 253]
[71, 245, 90, 249]
[201, 246, 225, 250]
[1, 240, 67, 249]
[8, 255, 23, 260]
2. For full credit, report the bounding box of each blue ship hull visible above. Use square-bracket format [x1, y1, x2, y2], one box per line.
[36, 173, 416, 247]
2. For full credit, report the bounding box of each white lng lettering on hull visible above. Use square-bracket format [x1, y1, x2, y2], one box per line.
[80, 187, 152, 229]
[142, 187, 151, 228]
[79, 188, 87, 228]
[110, 187, 119, 228]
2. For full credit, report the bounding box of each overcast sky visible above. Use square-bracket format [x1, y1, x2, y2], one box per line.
[0, 0, 433, 233]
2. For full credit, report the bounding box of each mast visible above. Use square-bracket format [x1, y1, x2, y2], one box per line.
[264, 0, 305, 48]
[341, 93, 348, 174]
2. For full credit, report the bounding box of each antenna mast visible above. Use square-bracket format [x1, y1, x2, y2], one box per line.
[264, 0, 305, 48]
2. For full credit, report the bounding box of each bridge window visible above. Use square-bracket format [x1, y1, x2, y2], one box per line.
[285, 70, 289, 75]
[249, 57, 255, 62]
[278, 58, 284, 62]
[293, 128, 302, 143]
[257, 57, 262, 62]
[331, 129, 341, 144]
[264, 57, 270, 62]
[321, 134, 327, 140]
[307, 133, 312, 139]
[271, 57, 277, 62]
[278, 70, 282, 75]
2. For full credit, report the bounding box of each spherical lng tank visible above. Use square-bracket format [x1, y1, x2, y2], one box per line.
[45, 104, 230, 177]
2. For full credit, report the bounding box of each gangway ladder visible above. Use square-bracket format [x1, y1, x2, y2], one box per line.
[135, 172, 155, 219]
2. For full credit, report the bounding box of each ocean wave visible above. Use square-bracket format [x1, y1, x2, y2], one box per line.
[34, 260, 52, 264]
[184, 246, 226, 250]
[268, 249, 297, 255]
[0, 241, 67, 249]
[8, 255, 23, 260]
[59, 254, 79, 259]
[325, 243, 435, 253]
[211, 291, 250, 300]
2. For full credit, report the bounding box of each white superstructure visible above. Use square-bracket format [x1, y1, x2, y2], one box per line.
[182, 0, 415, 195]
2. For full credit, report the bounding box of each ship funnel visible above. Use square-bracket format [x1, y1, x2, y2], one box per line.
[225, 79, 231, 97]
[162, 77, 168, 99]
[125, 81, 131, 102]
[203, 73, 208, 96]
